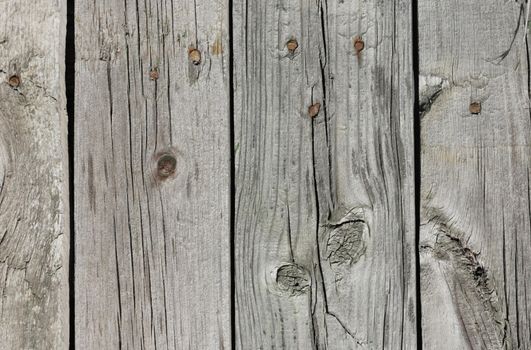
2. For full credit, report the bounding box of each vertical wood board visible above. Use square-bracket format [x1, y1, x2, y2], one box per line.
[74, 0, 231, 348]
[233, 0, 417, 348]
[0, 0, 69, 348]
[419, 1, 531, 348]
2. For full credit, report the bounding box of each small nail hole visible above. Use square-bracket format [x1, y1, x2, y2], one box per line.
[149, 69, 159, 80]
[286, 39, 298, 54]
[157, 154, 177, 179]
[189, 49, 202, 65]
[8, 75, 20, 88]
[469, 102, 481, 114]
[354, 36, 365, 53]
[308, 102, 321, 118]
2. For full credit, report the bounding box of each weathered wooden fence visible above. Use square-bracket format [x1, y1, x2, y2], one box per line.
[0, 0, 529, 348]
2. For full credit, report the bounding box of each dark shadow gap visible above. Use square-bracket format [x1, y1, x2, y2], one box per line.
[65, 0, 75, 348]
[228, 0, 236, 349]
[411, 0, 422, 348]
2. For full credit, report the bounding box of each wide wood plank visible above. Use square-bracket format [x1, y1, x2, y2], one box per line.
[74, 0, 231, 348]
[419, 1, 531, 348]
[233, 0, 416, 348]
[0, 0, 69, 348]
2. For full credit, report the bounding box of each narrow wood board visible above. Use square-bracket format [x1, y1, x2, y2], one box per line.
[0, 0, 69, 348]
[419, 1, 531, 348]
[74, 0, 231, 348]
[233, 0, 417, 348]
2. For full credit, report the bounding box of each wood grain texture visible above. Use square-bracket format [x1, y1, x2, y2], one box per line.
[74, 0, 230, 348]
[0, 0, 69, 348]
[233, 0, 417, 348]
[419, 1, 531, 349]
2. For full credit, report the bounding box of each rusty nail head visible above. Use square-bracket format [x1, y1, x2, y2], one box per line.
[149, 69, 159, 80]
[8, 75, 20, 87]
[469, 101, 481, 114]
[157, 154, 177, 178]
[308, 102, 321, 118]
[287, 39, 298, 53]
[189, 49, 202, 65]
[354, 36, 365, 53]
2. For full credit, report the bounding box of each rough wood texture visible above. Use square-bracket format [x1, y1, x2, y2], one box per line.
[419, 1, 531, 349]
[0, 0, 69, 348]
[74, 0, 230, 348]
[233, 0, 416, 348]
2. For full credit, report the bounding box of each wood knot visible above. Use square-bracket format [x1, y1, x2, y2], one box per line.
[308, 102, 321, 118]
[156, 153, 177, 180]
[327, 220, 367, 267]
[272, 263, 310, 297]
[188, 48, 202, 65]
[354, 36, 365, 54]
[469, 101, 481, 114]
[286, 39, 298, 54]
[326, 208, 369, 270]
[149, 69, 159, 80]
[8, 75, 20, 88]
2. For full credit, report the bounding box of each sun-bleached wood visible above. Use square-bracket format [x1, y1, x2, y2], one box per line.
[74, 0, 231, 348]
[0, 0, 69, 348]
[419, 1, 531, 348]
[233, 0, 417, 348]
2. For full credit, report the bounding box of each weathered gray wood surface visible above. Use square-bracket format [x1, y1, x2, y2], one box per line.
[0, 0, 69, 349]
[4, 0, 530, 347]
[74, 0, 231, 348]
[419, 1, 531, 349]
[233, 0, 417, 348]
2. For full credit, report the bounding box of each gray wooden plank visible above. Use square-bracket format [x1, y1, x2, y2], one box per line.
[0, 0, 69, 348]
[233, 0, 417, 348]
[74, 0, 231, 348]
[419, 1, 531, 349]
